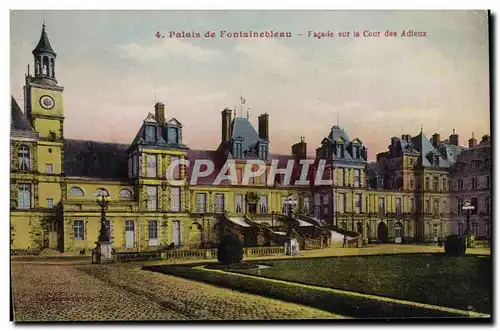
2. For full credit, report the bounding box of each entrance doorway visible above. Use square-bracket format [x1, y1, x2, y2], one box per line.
[377, 222, 388, 243]
[394, 222, 403, 244]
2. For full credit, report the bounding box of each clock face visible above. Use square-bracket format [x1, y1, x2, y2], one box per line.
[40, 95, 55, 110]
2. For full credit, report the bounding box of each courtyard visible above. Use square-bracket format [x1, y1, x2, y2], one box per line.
[10, 245, 491, 321]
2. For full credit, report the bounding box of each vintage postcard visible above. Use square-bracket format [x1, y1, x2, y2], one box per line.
[9, 10, 491, 322]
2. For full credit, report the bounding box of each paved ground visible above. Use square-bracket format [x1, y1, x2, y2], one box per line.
[11, 244, 489, 321]
[11, 261, 342, 321]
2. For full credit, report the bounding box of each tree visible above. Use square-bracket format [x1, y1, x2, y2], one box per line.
[444, 235, 466, 256]
[217, 234, 243, 265]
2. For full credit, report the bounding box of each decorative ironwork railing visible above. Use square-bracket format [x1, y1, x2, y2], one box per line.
[115, 245, 285, 262]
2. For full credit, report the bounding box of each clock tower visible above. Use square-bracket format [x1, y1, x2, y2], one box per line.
[24, 24, 65, 176]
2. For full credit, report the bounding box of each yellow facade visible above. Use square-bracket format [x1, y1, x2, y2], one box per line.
[10, 25, 457, 255]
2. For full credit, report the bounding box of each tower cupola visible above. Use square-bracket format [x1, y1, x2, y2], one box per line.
[32, 24, 57, 85]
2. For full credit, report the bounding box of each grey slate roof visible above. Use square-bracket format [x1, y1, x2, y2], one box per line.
[231, 117, 261, 152]
[11, 97, 35, 132]
[438, 142, 467, 167]
[327, 125, 350, 142]
[64, 139, 129, 180]
[32, 25, 56, 56]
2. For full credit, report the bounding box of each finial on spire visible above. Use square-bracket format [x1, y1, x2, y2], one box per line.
[420, 125, 423, 133]
[472, 132, 475, 138]
[453, 128, 456, 135]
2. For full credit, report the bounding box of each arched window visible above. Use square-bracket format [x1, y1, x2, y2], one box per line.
[50, 58, 55, 78]
[42, 56, 49, 76]
[18, 145, 30, 171]
[119, 189, 133, 199]
[95, 188, 109, 197]
[69, 187, 85, 197]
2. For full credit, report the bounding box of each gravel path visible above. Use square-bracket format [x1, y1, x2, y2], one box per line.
[11, 262, 342, 321]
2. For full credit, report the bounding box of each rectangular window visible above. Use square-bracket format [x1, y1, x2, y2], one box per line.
[148, 220, 158, 240]
[486, 196, 491, 214]
[46, 164, 54, 174]
[409, 198, 415, 213]
[303, 197, 310, 214]
[339, 193, 346, 213]
[442, 178, 447, 191]
[18, 146, 30, 171]
[46, 198, 54, 208]
[486, 175, 490, 189]
[433, 199, 439, 215]
[235, 194, 243, 213]
[125, 220, 135, 231]
[457, 222, 464, 235]
[472, 177, 478, 189]
[343, 168, 348, 186]
[170, 156, 180, 179]
[354, 169, 361, 187]
[458, 199, 463, 215]
[433, 176, 438, 191]
[378, 197, 385, 214]
[458, 179, 463, 190]
[17, 184, 31, 209]
[396, 198, 402, 215]
[337, 168, 344, 187]
[73, 220, 84, 240]
[409, 179, 414, 189]
[355, 194, 362, 214]
[145, 126, 156, 143]
[147, 155, 157, 178]
[215, 194, 225, 213]
[259, 195, 268, 214]
[425, 177, 430, 190]
[425, 200, 430, 213]
[471, 197, 478, 215]
[146, 186, 157, 211]
[170, 187, 180, 211]
[196, 193, 207, 213]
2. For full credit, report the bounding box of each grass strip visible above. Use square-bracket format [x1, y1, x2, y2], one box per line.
[144, 264, 490, 319]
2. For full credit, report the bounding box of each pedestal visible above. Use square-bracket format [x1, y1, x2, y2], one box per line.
[99, 241, 115, 263]
[465, 233, 475, 248]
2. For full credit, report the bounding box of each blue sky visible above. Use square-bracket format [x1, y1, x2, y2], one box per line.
[10, 10, 490, 159]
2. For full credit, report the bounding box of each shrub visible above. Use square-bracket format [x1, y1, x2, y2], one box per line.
[217, 234, 243, 265]
[444, 235, 466, 256]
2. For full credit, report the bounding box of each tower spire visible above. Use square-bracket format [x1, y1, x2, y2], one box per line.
[32, 23, 58, 85]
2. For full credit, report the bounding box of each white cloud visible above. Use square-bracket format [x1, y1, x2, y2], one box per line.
[117, 39, 221, 62]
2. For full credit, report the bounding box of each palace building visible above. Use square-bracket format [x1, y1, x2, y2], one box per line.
[10, 25, 491, 254]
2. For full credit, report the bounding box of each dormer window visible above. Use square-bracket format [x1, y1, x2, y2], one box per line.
[234, 141, 243, 158]
[434, 155, 439, 166]
[145, 125, 156, 143]
[259, 143, 268, 160]
[168, 127, 178, 144]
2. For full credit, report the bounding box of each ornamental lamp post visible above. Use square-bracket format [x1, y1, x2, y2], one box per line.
[93, 194, 113, 264]
[462, 201, 475, 248]
[284, 195, 298, 256]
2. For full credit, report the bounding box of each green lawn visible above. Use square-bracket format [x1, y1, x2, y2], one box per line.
[236, 253, 492, 314]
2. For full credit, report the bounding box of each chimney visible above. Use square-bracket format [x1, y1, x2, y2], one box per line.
[221, 108, 232, 144]
[258, 113, 269, 141]
[481, 134, 491, 144]
[431, 133, 440, 147]
[154, 102, 165, 124]
[292, 136, 307, 159]
[449, 128, 459, 146]
[468, 132, 477, 148]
